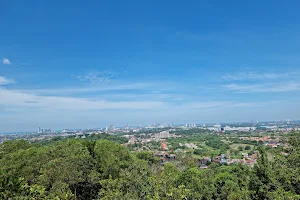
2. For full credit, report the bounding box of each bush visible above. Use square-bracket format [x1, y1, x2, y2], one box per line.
[245, 145, 251, 150]
[238, 146, 244, 151]
[193, 149, 202, 155]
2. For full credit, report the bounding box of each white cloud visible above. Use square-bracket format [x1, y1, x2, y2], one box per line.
[0, 84, 261, 113]
[182, 101, 259, 109]
[0, 84, 288, 132]
[222, 72, 290, 81]
[0, 88, 164, 111]
[76, 71, 119, 85]
[16, 81, 177, 99]
[186, 101, 230, 109]
[2, 58, 11, 65]
[0, 76, 15, 85]
[20, 82, 153, 95]
[223, 81, 300, 92]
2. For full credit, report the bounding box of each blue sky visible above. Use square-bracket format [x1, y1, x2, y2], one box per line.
[1, 0, 300, 132]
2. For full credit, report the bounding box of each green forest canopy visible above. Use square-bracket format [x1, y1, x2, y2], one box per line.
[0, 132, 300, 199]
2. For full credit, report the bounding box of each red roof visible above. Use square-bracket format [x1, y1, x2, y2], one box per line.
[250, 154, 258, 159]
[160, 157, 166, 161]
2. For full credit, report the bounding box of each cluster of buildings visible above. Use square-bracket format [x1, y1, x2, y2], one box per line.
[124, 131, 180, 147]
[199, 153, 258, 169]
[204, 125, 257, 132]
[38, 127, 53, 133]
[260, 126, 300, 132]
[193, 120, 300, 133]
[238, 136, 287, 148]
[14, 120, 299, 143]
[222, 126, 257, 132]
[154, 151, 176, 166]
[239, 136, 274, 142]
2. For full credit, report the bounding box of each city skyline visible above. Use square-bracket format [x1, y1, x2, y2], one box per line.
[1, 119, 299, 134]
[1, 1, 300, 132]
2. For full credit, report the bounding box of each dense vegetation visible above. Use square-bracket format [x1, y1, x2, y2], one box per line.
[34, 133, 128, 146]
[0, 132, 300, 199]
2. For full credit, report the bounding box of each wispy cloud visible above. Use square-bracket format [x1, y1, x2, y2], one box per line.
[0, 76, 16, 85]
[76, 71, 119, 85]
[223, 81, 300, 92]
[184, 101, 258, 109]
[186, 101, 230, 109]
[222, 72, 290, 81]
[0, 79, 262, 113]
[2, 58, 11, 65]
[0, 86, 265, 114]
[19, 82, 165, 96]
[0, 88, 164, 111]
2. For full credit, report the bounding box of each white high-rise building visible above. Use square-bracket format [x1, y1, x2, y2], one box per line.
[109, 125, 115, 131]
[124, 124, 129, 130]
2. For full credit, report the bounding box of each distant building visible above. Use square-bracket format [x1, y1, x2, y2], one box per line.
[154, 131, 170, 139]
[242, 153, 249, 158]
[168, 154, 176, 159]
[207, 127, 221, 132]
[214, 124, 220, 127]
[260, 125, 278, 130]
[161, 139, 167, 150]
[250, 153, 258, 159]
[38, 127, 50, 133]
[109, 125, 115, 132]
[200, 164, 208, 170]
[124, 124, 129, 130]
[213, 156, 221, 163]
[223, 126, 256, 132]
[200, 157, 211, 165]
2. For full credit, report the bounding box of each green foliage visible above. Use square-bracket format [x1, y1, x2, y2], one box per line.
[193, 148, 203, 155]
[94, 140, 132, 179]
[0, 139, 32, 158]
[99, 159, 152, 199]
[238, 146, 244, 151]
[135, 151, 159, 164]
[245, 145, 251, 150]
[34, 133, 128, 146]
[1, 132, 300, 199]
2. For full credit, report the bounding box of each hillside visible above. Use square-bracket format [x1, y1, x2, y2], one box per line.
[0, 132, 300, 199]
